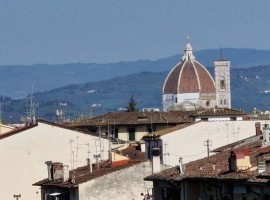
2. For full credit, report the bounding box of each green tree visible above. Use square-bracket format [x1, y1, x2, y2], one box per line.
[126, 95, 138, 112]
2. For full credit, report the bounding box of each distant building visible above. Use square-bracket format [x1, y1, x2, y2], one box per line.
[0, 119, 110, 200]
[162, 36, 231, 111]
[69, 111, 193, 142]
[145, 126, 270, 200]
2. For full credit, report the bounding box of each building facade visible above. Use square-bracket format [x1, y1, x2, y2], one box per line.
[0, 120, 110, 200]
[162, 37, 231, 111]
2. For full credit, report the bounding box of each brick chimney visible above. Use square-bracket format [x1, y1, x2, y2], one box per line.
[255, 122, 262, 136]
[228, 149, 252, 172]
[52, 162, 64, 180]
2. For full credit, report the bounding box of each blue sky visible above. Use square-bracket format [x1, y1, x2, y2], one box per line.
[0, 0, 269, 65]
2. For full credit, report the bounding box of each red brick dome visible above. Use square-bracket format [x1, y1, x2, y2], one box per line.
[163, 38, 215, 95]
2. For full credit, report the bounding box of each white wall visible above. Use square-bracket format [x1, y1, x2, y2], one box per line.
[161, 120, 267, 167]
[195, 116, 243, 122]
[78, 161, 153, 200]
[0, 121, 109, 200]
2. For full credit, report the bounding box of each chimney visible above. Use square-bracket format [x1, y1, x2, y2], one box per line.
[151, 147, 161, 174]
[140, 140, 146, 152]
[45, 161, 53, 181]
[229, 150, 252, 172]
[255, 122, 262, 136]
[179, 157, 185, 174]
[52, 162, 64, 180]
[263, 124, 270, 147]
[87, 158, 92, 173]
[63, 165, 69, 182]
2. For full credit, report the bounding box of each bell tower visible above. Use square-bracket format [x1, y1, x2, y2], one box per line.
[214, 60, 231, 108]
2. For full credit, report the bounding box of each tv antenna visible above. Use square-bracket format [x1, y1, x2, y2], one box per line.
[203, 139, 212, 157]
[26, 86, 38, 125]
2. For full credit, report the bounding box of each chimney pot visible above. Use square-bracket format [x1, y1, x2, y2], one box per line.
[45, 161, 53, 181]
[151, 147, 161, 174]
[63, 165, 69, 182]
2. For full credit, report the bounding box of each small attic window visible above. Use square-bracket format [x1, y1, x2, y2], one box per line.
[137, 116, 148, 121]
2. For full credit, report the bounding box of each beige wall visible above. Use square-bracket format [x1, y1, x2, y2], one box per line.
[0, 124, 15, 135]
[79, 161, 153, 200]
[0, 122, 109, 200]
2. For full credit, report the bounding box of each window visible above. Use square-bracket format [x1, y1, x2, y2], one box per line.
[224, 99, 227, 105]
[206, 101, 210, 106]
[175, 97, 178, 103]
[220, 79, 225, 89]
[128, 128, 136, 141]
[230, 117, 237, 121]
[220, 99, 223, 105]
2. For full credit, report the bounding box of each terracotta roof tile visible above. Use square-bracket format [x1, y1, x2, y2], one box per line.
[146, 137, 270, 183]
[69, 111, 194, 127]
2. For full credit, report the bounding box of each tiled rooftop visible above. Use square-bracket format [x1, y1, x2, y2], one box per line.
[145, 136, 270, 183]
[33, 146, 146, 188]
[191, 107, 246, 117]
[68, 111, 195, 127]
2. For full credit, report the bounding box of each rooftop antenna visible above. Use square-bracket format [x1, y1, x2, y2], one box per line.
[69, 139, 74, 169]
[203, 139, 212, 157]
[26, 85, 37, 125]
[76, 136, 79, 168]
[13, 194, 21, 200]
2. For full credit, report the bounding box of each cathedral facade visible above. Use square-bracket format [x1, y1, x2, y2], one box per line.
[162, 37, 231, 111]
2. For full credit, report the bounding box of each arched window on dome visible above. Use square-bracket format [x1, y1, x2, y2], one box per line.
[220, 78, 226, 89]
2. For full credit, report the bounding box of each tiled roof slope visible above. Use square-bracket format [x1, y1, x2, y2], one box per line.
[34, 160, 142, 188]
[191, 107, 246, 117]
[145, 137, 270, 183]
[34, 146, 146, 188]
[69, 111, 195, 127]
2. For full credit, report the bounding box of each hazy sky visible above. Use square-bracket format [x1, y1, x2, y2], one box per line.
[0, 0, 269, 65]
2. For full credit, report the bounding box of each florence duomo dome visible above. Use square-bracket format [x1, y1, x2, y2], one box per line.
[162, 36, 231, 111]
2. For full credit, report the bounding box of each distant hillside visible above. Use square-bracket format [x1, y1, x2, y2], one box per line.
[3, 64, 270, 123]
[2, 48, 270, 98]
